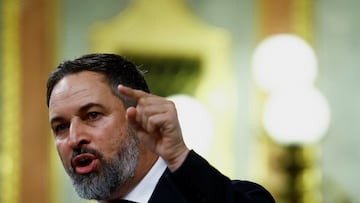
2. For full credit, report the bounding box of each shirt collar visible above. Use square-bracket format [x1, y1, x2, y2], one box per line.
[122, 157, 167, 203]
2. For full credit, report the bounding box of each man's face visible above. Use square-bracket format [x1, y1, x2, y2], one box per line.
[48, 71, 139, 200]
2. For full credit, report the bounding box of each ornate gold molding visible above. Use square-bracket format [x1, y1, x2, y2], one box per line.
[291, 0, 314, 42]
[1, 0, 21, 202]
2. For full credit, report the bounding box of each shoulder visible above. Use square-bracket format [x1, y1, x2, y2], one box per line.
[232, 180, 276, 203]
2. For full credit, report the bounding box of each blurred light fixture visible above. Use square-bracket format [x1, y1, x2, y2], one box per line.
[168, 94, 214, 156]
[262, 86, 331, 145]
[252, 33, 331, 144]
[252, 34, 318, 93]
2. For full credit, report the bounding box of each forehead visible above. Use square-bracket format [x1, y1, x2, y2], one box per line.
[48, 71, 115, 115]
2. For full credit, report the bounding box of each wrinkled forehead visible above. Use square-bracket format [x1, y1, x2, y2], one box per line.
[49, 72, 111, 109]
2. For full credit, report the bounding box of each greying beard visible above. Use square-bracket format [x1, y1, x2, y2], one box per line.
[66, 128, 139, 200]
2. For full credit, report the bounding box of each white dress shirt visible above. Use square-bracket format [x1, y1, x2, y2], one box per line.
[122, 157, 167, 203]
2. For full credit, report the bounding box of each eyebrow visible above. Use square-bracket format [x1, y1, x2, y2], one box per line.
[49, 102, 105, 126]
[78, 102, 104, 113]
[49, 116, 65, 127]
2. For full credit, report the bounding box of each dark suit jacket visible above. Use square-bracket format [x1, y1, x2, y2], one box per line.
[148, 150, 275, 203]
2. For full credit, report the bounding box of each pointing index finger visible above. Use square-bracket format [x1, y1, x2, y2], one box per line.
[118, 85, 148, 101]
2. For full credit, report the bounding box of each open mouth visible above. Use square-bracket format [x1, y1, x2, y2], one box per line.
[72, 153, 98, 174]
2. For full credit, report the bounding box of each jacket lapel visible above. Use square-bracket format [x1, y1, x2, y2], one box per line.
[148, 169, 187, 203]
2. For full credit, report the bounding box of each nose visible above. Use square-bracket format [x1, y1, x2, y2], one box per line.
[68, 118, 90, 148]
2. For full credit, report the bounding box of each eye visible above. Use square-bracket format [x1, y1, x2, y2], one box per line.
[87, 112, 100, 120]
[53, 123, 70, 135]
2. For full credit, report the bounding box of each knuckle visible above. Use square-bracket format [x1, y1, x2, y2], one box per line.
[147, 116, 157, 126]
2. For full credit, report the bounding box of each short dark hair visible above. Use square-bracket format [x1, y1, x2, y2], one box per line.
[46, 53, 150, 107]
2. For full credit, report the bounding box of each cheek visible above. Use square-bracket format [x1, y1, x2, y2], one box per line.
[102, 115, 128, 139]
[55, 142, 71, 167]
[98, 123, 129, 155]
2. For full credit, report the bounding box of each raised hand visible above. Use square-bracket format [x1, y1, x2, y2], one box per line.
[118, 85, 190, 172]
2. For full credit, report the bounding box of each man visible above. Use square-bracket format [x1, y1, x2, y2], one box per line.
[46, 53, 275, 203]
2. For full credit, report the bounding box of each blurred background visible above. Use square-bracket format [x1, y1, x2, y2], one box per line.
[0, 0, 359, 202]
